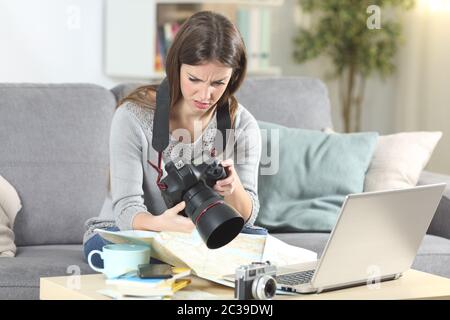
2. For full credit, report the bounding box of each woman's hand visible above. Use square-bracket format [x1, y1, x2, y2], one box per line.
[153, 201, 195, 233]
[213, 159, 240, 197]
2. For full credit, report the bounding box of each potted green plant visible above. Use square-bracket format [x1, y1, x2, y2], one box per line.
[293, 0, 414, 132]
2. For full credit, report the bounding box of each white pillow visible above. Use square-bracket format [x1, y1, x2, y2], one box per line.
[0, 175, 22, 257]
[364, 132, 442, 191]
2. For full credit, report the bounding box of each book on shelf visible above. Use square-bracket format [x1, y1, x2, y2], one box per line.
[248, 7, 261, 71]
[259, 8, 271, 69]
[155, 21, 182, 72]
[156, 25, 166, 72]
[237, 8, 250, 54]
[236, 7, 272, 72]
[155, 32, 162, 72]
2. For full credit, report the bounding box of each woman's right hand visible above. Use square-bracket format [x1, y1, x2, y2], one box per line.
[154, 201, 195, 233]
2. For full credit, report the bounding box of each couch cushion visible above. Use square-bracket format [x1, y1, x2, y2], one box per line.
[410, 235, 450, 279]
[273, 233, 331, 257]
[110, 82, 146, 103]
[272, 233, 450, 279]
[364, 131, 442, 192]
[257, 122, 378, 232]
[110, 77, 333, 130]
[0, 244, 94, 299]
[419, 171, 450, 240]
[0, 84, 116, 246]
[236, 77, 333, 129]
[0, 175, 22, 257]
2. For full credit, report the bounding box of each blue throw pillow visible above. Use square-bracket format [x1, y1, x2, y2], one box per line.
[256, 121, 378, 232]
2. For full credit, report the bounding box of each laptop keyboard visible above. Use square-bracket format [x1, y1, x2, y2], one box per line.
[276, 270, 315, 286]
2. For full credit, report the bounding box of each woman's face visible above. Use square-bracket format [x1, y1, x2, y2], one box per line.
[179, 61, 233, 115]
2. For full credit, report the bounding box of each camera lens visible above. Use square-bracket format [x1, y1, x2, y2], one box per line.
[252, 275, 277, 300]
[264, 278, 277, 298]
[196, 202, 244, 249]
[184, 183, 244, 249]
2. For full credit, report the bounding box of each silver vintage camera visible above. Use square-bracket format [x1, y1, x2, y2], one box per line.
[235, 261, 277, 300]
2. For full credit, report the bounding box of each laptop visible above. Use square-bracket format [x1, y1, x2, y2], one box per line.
[266, 183, 446, 294]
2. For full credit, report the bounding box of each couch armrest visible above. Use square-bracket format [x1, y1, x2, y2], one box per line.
[418, 170, 450, 239]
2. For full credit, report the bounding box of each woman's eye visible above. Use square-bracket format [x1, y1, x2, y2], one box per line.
[188, 78, 224, 86]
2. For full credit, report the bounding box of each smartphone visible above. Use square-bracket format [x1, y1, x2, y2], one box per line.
[138, 263, 173, 279]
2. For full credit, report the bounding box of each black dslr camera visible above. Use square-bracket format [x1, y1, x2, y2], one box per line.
[160, 158, 244, 249]
[152, 78, 244, 249]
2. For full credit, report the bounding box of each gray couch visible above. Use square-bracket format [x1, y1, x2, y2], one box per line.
[1, 77, 449, 300]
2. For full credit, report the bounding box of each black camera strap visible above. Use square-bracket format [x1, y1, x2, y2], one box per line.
[152, 77, 171, 152]
[215, 99, 231, 157]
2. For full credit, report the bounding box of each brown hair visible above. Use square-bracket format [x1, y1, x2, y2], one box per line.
[109, 11, 247, 191]
[118, 10, 247, 123]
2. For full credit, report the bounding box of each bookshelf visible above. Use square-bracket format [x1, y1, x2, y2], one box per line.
[105, 0, 283, 79]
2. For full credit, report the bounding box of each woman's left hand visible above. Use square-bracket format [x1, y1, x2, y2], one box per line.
[213, 159, 239, 197]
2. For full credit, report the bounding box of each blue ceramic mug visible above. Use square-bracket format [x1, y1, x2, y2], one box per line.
[87, 244, 151, 279]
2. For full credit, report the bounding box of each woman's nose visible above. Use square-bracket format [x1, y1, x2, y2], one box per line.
[198, 85, 213, 101]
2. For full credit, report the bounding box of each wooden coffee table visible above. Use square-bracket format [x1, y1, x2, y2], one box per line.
[40, 269, 450, 300]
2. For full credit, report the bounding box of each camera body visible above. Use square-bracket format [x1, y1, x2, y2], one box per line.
[235, 261, 277, 300]
[160, 158, 244, 249]
[161, 158, 226, 210]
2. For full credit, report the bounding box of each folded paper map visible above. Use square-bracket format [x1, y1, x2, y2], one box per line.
[96, 229, 317, 281]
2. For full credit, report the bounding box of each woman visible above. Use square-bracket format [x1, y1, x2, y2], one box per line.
[83, 11, 262, 267]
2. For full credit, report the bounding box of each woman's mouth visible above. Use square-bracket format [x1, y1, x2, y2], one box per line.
[194, 100, 210, 110]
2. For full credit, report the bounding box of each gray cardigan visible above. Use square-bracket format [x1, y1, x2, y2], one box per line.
[83, 101, 262, 243]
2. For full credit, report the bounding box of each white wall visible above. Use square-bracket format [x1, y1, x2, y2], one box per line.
[0, 0, 124, 89]
[2, 0, 448, 174]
